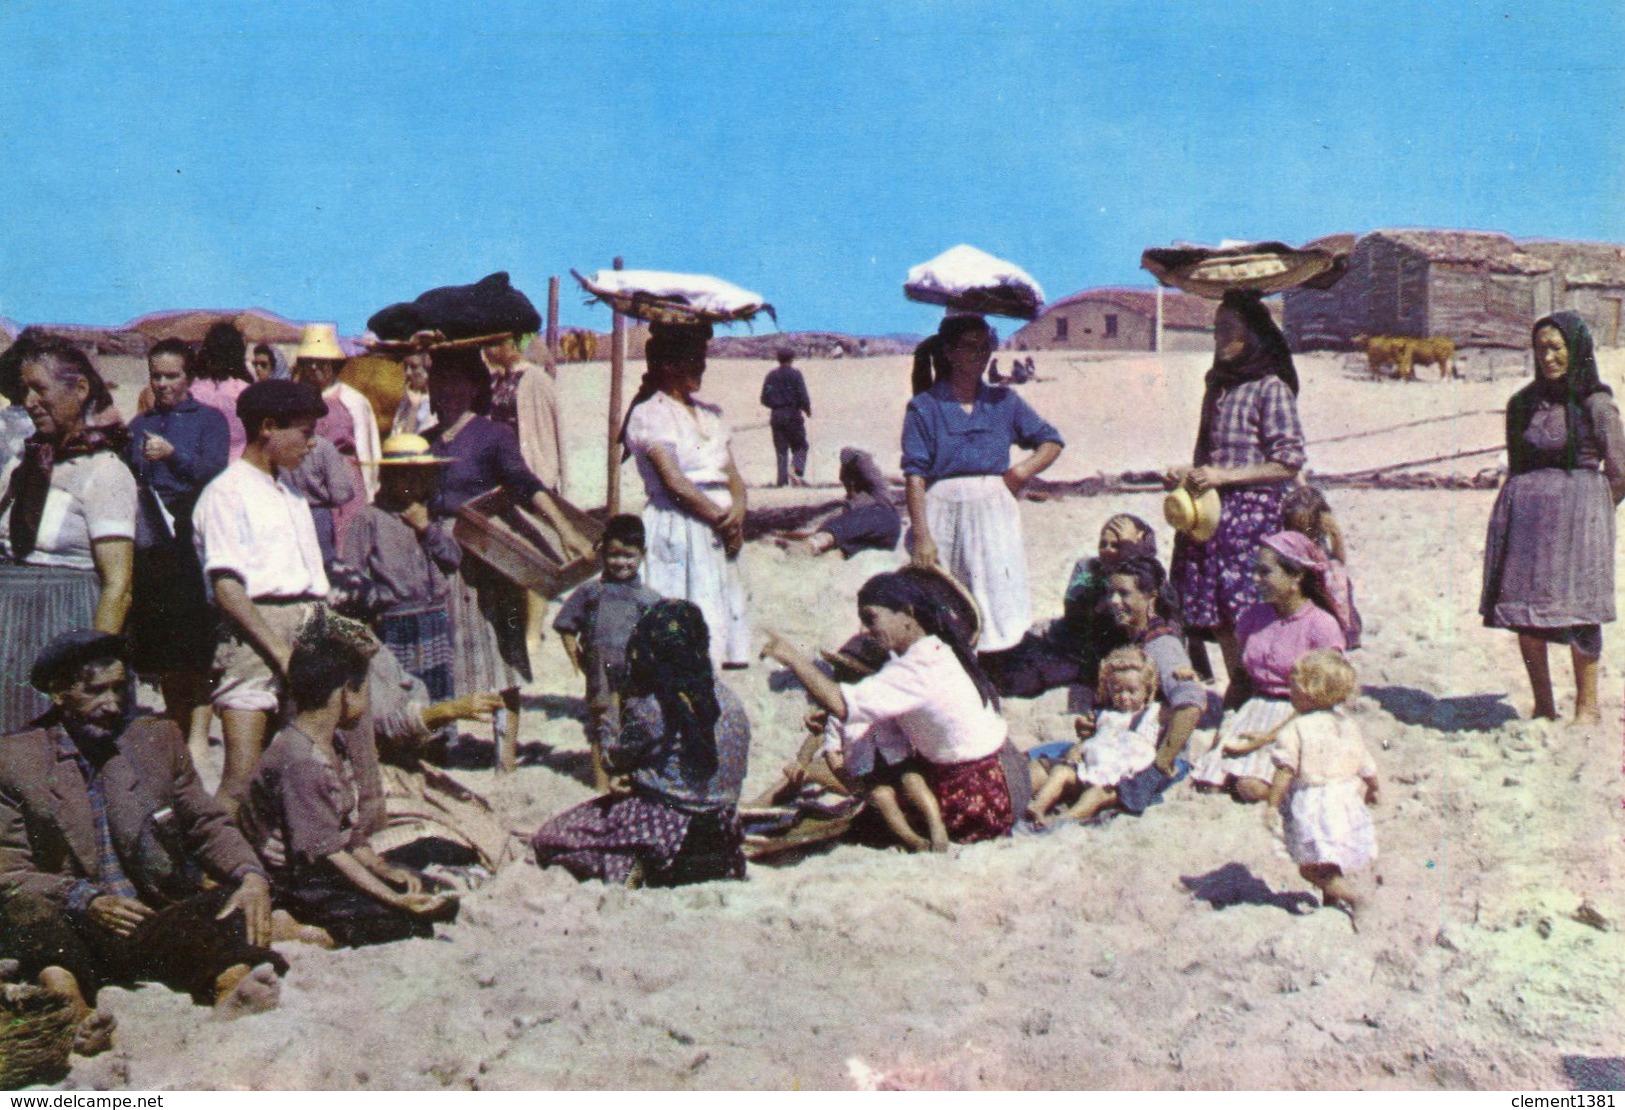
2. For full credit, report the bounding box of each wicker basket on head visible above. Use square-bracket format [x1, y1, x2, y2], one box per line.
[0, 983, 77, 1089]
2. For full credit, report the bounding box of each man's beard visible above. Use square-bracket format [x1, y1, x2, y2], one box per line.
[64, 709, 128, 754]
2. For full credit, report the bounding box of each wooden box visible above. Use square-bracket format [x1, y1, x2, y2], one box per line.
[453, 487, 604, 598]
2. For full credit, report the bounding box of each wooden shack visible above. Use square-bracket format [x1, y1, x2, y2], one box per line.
[1522, 240, 1625, 347]
[1008, 287, 1218, 352]
[1283, 229, 1580, 351]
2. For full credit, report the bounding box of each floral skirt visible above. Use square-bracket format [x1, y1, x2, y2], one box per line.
[1171, 482, 1288, 632]
[923, 751, 1015, 843]
[531, 792, 745, 887]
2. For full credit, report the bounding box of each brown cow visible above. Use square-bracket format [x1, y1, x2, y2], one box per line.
[1354, 335, 1457, 380]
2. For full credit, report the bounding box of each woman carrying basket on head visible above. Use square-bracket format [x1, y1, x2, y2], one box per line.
[902, 314, 1063, 656]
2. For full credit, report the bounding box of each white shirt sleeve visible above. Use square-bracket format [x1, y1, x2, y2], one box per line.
[81, 453, 138, 542]
[624, 396, 679, 458]
[194, 479, 251, 581]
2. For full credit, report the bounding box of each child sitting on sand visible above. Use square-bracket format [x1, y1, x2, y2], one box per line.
[1264, 649, 1380, 929]
[554, 514, 663, 790]
[1281, 485, 1361, 649]
[1026, 646, 1162, 826]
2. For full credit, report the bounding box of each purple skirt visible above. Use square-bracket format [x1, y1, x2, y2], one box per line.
[1171, 483, 1288, 631]
[531, 793, 745, 887]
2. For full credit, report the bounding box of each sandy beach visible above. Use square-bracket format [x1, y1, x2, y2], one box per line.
[55, 350, 1625, 1091]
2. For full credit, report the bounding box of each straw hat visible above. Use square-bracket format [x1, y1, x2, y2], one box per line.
[1164, 486, 1222, 543]
[295, 323, 346, 362]
[373, 433, 452, 465]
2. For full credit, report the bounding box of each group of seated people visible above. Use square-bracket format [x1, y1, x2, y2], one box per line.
[0, 416, 1375, 1055]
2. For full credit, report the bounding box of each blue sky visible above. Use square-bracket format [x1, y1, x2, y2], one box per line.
[1, 1, 1620, 337]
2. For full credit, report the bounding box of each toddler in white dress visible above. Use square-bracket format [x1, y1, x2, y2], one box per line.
[1265, 649, 1380, 929]
[1027, 646, 1162, 826]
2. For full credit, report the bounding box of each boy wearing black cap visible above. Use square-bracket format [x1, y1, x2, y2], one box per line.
[192, 380, 331, 809]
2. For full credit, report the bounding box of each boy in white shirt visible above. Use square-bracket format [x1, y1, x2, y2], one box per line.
[193, 380, 330, 809]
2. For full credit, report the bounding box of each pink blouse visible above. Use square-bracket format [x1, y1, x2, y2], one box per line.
[1235, 602, 1346, 699]
[190, 377, 250, 461]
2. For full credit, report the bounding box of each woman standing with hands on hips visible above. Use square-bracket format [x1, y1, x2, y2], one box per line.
[1481, 311, 1625, 723]
[903, 314, 1063, 654]
[1165, 290, 1306, 685]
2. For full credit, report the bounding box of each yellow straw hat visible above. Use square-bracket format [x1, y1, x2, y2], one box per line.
[295, 322, 346, 362]
[373, 433, 452, 465]
[1163, 486, 1222, 543]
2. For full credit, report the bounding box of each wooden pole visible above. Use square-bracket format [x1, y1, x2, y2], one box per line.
[606, 256, 626, 515]
[545, 275, 561, 376]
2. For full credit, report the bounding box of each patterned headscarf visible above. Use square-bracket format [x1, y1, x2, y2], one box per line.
[1260, 529, 1358, 640]
[623, 599, 721, 778]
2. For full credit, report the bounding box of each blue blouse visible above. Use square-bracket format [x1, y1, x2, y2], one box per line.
[900, 381, 1063, 482]
[125, 397, 231, 511]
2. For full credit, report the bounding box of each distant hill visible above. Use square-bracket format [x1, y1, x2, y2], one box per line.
[707, 330, 920, 359]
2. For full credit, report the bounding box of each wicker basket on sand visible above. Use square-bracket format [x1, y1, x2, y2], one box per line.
[0, 982, 76, 1089]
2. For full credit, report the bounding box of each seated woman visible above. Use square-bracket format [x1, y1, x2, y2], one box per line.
[1020, 553, 1212, 816]
[770, 447, 902, 558]
[763, 571, 1017, 848]
[1190, 531, 1351, 802]
[532, 600, 750, 888]
[984, 513, 1157, 702]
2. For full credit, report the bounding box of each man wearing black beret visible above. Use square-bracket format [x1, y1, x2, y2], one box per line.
[0, 630, 288, 1052]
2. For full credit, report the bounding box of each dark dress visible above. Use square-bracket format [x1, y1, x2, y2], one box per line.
[124, 398, 230, 674]
[429, 416, 547, 693]
[1481, 390, 1625, 650]
[531, 681, 750, 886]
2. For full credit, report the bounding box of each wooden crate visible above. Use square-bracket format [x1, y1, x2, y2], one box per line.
[453, 487, 604, 598]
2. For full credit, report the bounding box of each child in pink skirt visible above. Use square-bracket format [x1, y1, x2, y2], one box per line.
[1265, 649, 1380, 930]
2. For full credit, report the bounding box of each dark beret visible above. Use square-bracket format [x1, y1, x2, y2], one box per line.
[31, 630, 128, 692]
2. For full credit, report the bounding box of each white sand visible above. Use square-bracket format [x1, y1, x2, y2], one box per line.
[60, 351, 1625, 1090]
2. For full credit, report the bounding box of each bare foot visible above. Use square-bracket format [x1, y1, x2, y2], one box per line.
[928, 834, 951, 853]
[214, 963, 282, 1020]
[1023, 805, 1048, 829]
[896, 832, 933, 853]
[271, 909, 336, 949]
[1570, 708, 1603, 727]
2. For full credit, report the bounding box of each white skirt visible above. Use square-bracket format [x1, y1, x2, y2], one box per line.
[641, 497, 751, 667]
[1077, 728, 1157, 789]
[1191, 696, 1294, 786]
[1283, 779, 1377, 871]
[922, 475, 1030, 652]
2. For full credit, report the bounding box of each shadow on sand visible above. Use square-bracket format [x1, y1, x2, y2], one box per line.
[1180, 862, 1318, 916]
[1363, 685, 1519, 733]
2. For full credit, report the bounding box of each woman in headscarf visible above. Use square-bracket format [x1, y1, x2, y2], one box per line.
[1164, 290, 1306, 687]
[764, 570, 1017, 846]
[902, 314, 1064, 655]
[251, 343, 291, 382]
[1481, 311, 1625, 723]
[620, 321, 752, 667]
[983, 513, 1162, 704]
[424, 347, 591, 763]
[0, 338, 137, 731]
[531, 600, 750, 886]
[1190, 531, 1350, 801]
